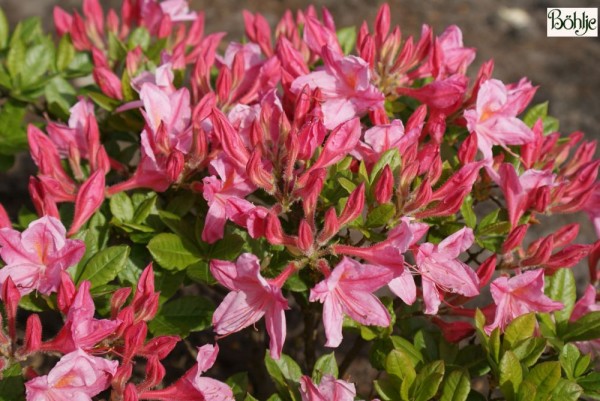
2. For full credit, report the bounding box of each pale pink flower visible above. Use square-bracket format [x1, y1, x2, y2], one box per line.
[46, 98, 95, 159]
[139, 344, 234, 401]
[25, 348, 118, 401]
[159, 0, 197, 22]
[300, 375, 356, 401]
[570, 285, 600, 355]
[486, 269, 563, 333]
[352, 120, 419, 166]
[211, 254, 294, 359]
[0, 216, 85, 296]
[48, 280, 120, 353]
[202, 156, 255, 243]
[415, 227, 480, 314]
[310, 257, 393, 347]
[435, 25, 476, 78]
[464, 78, 536, 160]
[291, 46, 384, 129]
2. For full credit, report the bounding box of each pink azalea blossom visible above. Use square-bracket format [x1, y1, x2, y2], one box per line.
[0, 216, 85, 296]
[434, 25, 476, 78]
[291, 46, 384, 129]
[139, 344, 234, 401]
[210, 254, 295, 359]
[310, 257, 393, 347]
[43, 280, 119, 353]
[25, 348, 118, 401]
[415, 227, 480, 314]
[583, 183, 600, 238]
[202, 156, 255, 243]
[352, 119, 419, 166]
[496, 163, 555, 228]
[46, 98, 95, 159]
[464, 78, 536, 160]
[486, 269, 563, 333]
[159, 0, 197, 22]
[300, 375, 356, 401]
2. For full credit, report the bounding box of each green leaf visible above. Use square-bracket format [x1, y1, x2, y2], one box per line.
[374, 378, 401, 401]
[0, 363, 24, 401]
[504, 313, 536, 349]
[440, 369, 470, 401]
[516, 381, 537, 401]
[131, 193, 157, 224]
[370, 148, 401, 184]
[366, 203, 396, 228]
[200, 233, 245, 260]
[312, 353, 338, 384]
[523, 102, 548, 127]
[413, 361, 445, 401]
[6, 39, 25, 81]
[0, 8, 8, 49]
[56, 34, 75, 71]
[22, 43, 52, 87]
[87, 91, 120, 111]
[336, 26, 356, 55]
[577, 372, 600, 393]
[546, 268, 576, 332]
[227, 372, 249, 400]
[75, 245, 129, 287]
[0, 100, 27, 155]
[386, 349, 416, 383]
[186, 261, 216, 285]
[563, 311, 600, 342]
[460, 196, 476, 228]
[147, 233, 202, 271]
[551, 379, 583, 401]
[110, 192, 135, 222]
[499, 351, 523, 401]
[543, 116, 559, 135]
[127, 27, 151, 50]
[523, 362, 561, 398]
[148, 295, 213, 336]
[511, 337, 546, 367]
[560, 344, 581, 380]
[391, 335, 424, 367]
[264, 352, 302, 401]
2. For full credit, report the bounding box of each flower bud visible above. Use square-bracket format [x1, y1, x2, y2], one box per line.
[297, 220, 314, 254]
[476, 256, 496, 288]
[339, 183, 365, 227]
[458, 133, 478, 165]
[57, 272, 77, 314]
[318, 207, 340, 244]
[374, 165, 394, 204]
[111, 288, 132, 319]
[502, 224, 529, 254]
[18, 314, 42, 356]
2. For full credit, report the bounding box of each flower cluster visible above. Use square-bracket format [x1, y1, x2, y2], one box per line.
[0, 0, 598, 400]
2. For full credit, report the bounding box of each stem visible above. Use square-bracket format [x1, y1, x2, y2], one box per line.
[338, 335, 366, 377]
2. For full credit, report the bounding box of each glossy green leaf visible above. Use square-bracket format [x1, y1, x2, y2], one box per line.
[75, 245, 129, 287]
[110, 192, 135, 222]
[563, 311, 600, 342]
[499, 351, 522, 401]
[440, 369, 470, 401]
[148, 295, 213, 336]
[546, 268, 576, 332]
[147, 233, 202, 271]
[0, 8, 8, 49]
[366, 203, 396, 228]
[0, 364, 24, 401]
[504, 313, 536, 349]
[312, 353, 338, 383]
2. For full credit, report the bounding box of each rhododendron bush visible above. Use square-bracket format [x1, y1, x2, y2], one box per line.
[0, 1, 599, 400]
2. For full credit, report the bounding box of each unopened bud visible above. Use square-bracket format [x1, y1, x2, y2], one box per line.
[374, 165, 394, 204]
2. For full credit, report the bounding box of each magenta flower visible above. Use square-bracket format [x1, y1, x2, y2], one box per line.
[310, 257, 393, 347]
[25, 348, 118, 401]
[415, 227, 480, 314]
[0, 217, 85, 296]
[291, 46, 384, 129]
[464, 78, 536, 160]
[352, 120, 419, 166]
[486, 269, 563, 333]
[300, 375, 356, 401]
[210, 254, 295, 359]
[139, 344, 234, 401]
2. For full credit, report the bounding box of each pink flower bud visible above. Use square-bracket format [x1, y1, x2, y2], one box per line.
[166, 150, 185, 183]
[140, 336, 179, 360]
[28, 178, 60, 219]
[476, 256, 497, 288]
[502, 224, 529, 253]
[2, 277, 20, 343]
[216, 67, 232, 104]
[124, 322, 148, 362]
[544, 244, 592, 274]
[522, 236, 554, 267]
[124, 383, 139, 401]
[57, 272, 77, 314]
[265, 213, 285, 245]
[458, 133, 478, 165]
[53, 6, 73, 36]
[375, 3, 391, 44]
[247, 149, 275, 193]
[0, 203, 9, 228]
[69, 170, 106, 236]
[319, 207, 340, 244]
[530, 186, 550, 213]
[112, 363, 134, 395]
[111, 287, 132, 319]
[297, 220, 314, 254]
[93, 67, 124, 100]
[374, 165, 394, 204]
[139, 356, 166, 392]
[338, 183, 365, 227]
[18, 314, 42, 356]
[552, 224, 580, 249]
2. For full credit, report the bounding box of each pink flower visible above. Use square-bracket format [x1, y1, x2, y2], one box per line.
[43, 280, 119, 353]
[300, 375, 356, 401]
[464, 78, 536, 160]
[496, 164, 555, 228]
[0, 216, 85, 296]
[139, 344, 234, 401]
[159, 0, 197, 22]
[434, 25, 476, 78]
[415, 227, 480, 314]
[352, 120, 419, 166]
[25, 348, 118, 401]
[291, 46, 384, 129]
[202, 156, 255, 243]
[485, 269, 563, 333]
[583, 183, 600, 238]
[570, 285, 600, 354]
[210, 254, 294, 359]
[310, 257, 393, 347]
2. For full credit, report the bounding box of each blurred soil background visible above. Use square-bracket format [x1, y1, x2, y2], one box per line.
[0, 0, 599, 395]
